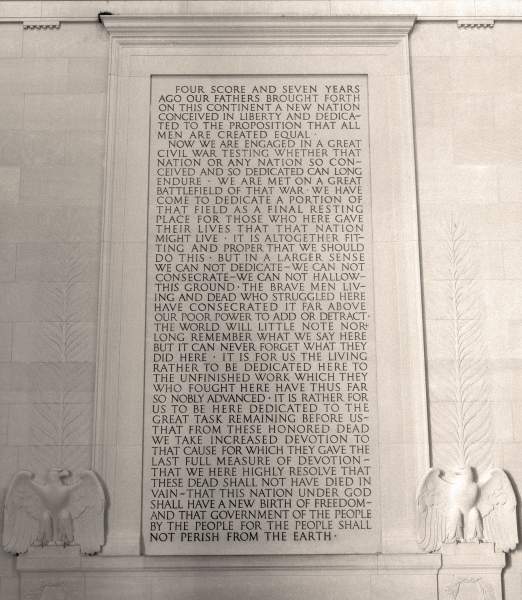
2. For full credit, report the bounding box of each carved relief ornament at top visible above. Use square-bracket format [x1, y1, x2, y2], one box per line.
[2, 469, 105, 555]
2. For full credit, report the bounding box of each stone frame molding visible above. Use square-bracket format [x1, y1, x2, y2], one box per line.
[93, 15, 429, 561]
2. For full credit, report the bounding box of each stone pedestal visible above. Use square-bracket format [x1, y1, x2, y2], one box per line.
[438, 544, 505, 600]
[18, 547, 83, 600]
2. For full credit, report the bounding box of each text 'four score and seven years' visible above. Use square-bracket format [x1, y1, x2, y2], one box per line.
[143, 78, 379, 554]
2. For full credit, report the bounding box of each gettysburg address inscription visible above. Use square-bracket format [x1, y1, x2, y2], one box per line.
[143, 76, 378, 554]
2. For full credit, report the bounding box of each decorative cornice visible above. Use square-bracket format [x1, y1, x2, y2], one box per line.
[457, 18, 495, 28]
[23, 19, 61, 30]
[100, 15, 416, 46]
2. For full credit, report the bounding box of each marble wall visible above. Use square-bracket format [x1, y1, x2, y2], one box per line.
[0, 3, 521, 599]
[0, 22, 107, 599]
[410, 20, 522, 597]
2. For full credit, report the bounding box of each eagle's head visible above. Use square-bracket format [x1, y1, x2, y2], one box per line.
[47, 468, 70, 483]
[454, 465, 474, 483]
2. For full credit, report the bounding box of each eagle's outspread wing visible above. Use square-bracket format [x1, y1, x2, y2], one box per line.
[478, 469, 518, 552]
[67, 470, 105, 555]
[2, 471, 44, 554]
[417, 468, 451, 552]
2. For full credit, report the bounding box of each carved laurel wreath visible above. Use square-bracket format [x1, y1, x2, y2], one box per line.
[445, 576, 496, 600]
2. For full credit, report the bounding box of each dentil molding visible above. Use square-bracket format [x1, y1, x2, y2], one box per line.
[23, 19, 61, 30]
[457, 19, 495, 28]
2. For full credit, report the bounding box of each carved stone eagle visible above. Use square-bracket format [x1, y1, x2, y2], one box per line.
[417, 466, 518, 553]
[2, 469, 105, 555]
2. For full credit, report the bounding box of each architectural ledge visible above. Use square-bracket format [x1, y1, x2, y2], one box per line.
[17, 546, 441, 574]
[441, 543, 506, 570]
[100, 15, 416, 46]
